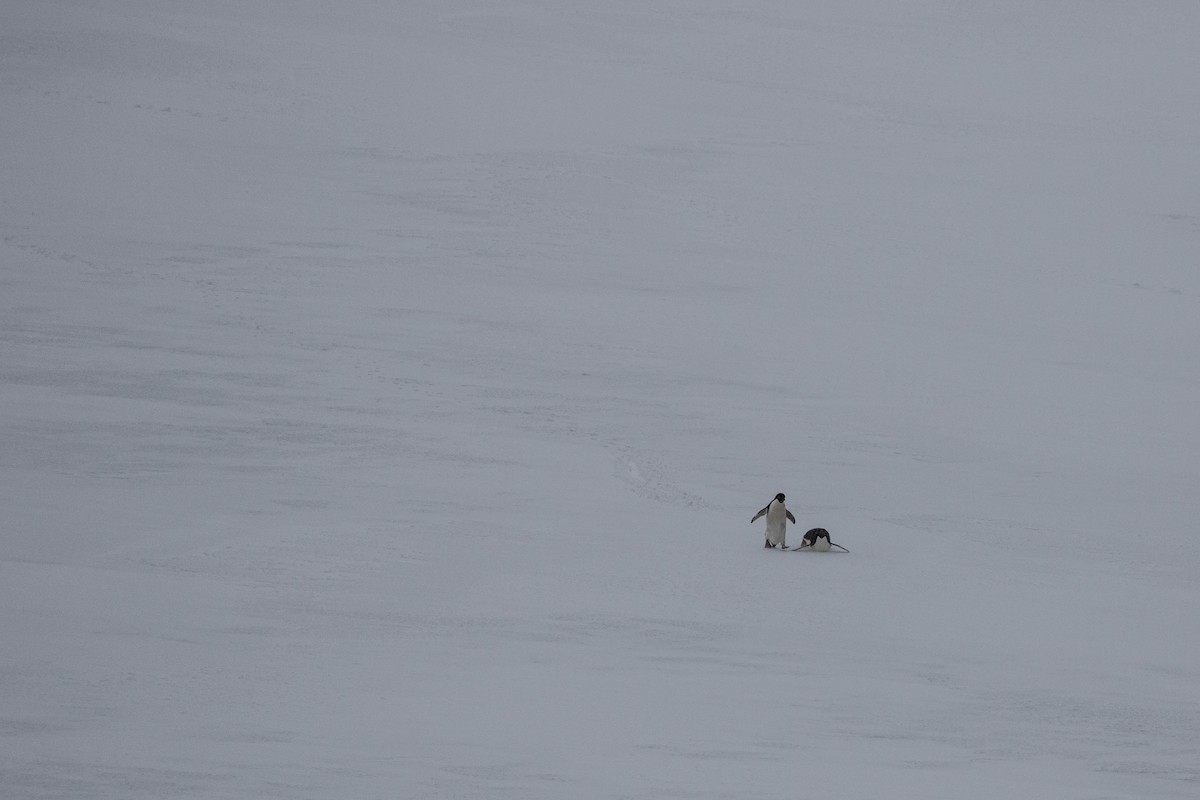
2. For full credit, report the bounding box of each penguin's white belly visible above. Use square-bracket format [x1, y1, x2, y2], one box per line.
[809, 538, 831, 552]
[765, 507, 788, 547]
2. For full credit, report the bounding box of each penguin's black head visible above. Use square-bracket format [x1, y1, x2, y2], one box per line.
[804, 527, 830, 543]
[775, 493, 786, 503]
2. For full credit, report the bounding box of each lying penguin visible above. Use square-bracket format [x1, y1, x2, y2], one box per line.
[795, 527, 849, 553]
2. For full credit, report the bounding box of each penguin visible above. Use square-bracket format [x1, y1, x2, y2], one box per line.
[751, 493, 795, 549]
[796, 527, 849, 553]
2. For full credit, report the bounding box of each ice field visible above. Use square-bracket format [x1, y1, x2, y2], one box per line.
[3, 2, 1199, 797]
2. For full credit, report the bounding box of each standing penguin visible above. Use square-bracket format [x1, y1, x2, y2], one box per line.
[751, 493, 796, 548]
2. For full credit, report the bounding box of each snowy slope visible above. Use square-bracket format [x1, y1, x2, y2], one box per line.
[3, 2, 1199, 798]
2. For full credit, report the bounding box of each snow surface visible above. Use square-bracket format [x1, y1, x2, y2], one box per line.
[3, 2, 1199, 797]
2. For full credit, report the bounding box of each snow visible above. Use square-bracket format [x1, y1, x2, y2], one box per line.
[3, 1, 1199, 797]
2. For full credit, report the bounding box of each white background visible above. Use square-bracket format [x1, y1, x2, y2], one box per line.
[3, 2, 1198, 797]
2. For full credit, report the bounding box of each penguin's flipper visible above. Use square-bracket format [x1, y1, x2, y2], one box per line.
[830, 543, 850, 553]
[750, 504, 770, 524]
[786, 510, 796, 524]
